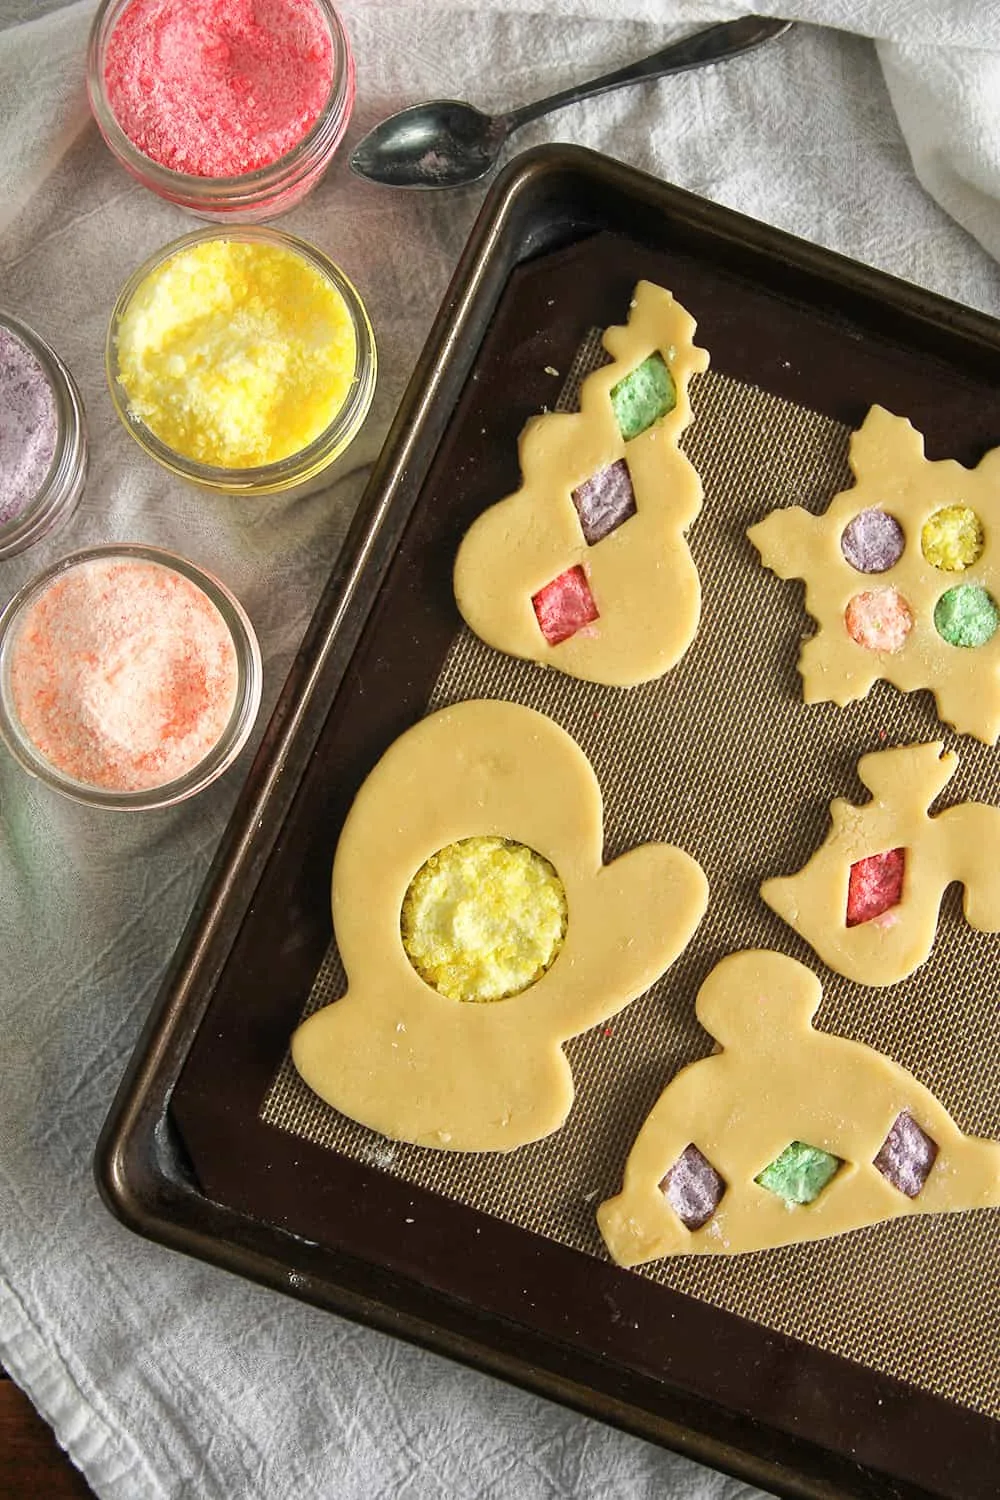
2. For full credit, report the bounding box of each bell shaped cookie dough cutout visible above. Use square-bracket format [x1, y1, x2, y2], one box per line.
[598, 949, 1000, 1265]
[454, 281, 710, 687]
[748, 406, 1000, 742]
[291, 700, 708, 1152]
[761, 742, 1000, 987]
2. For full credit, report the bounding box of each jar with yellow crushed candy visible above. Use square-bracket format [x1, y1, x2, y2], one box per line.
[107, 227, 376, 493]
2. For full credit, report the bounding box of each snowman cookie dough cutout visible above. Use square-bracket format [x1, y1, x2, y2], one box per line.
[292, 700, 708, 1152]
[748, 406, 1000, 742]
[453, 281, 709, 687]
[598, 950, 1000, 1266]
[761, 742, 1000, 986]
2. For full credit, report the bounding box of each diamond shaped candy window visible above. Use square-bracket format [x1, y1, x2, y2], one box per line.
[755, 1141, 842, 1206]
[659, 1143, 726, 1230]
[846, 847, 905, 928]
[873, 1111, 938, 1197]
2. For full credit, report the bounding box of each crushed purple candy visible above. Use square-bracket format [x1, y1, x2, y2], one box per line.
[660, 1143, 726, 1230]
[873, 1110, 938, 1197]
[840, 508, 905, 574]
[0, 325, 58, 526]
[571, 458, 637, 545]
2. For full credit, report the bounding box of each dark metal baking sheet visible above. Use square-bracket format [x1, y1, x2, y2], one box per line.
[97, 145, 1000, 1500]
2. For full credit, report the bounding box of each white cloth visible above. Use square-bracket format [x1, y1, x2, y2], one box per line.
[2, 3, 999, 1497]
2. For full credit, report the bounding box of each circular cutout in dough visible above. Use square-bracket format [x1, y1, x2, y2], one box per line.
[401, 835, 567, 1003]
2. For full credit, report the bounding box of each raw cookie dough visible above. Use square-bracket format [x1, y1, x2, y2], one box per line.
[453, 281, 709, 687]
[598, 949, 1000, 1265]
[748, 406, 1000, 743]
[761, 742, 1000, 986]
[291, 700, 708, 1152]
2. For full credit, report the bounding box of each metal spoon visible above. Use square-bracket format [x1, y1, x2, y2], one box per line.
[349, 15, 794, 189]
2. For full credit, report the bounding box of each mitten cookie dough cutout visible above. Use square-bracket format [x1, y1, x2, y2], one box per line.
[292, 700, 708, 1152]
[761, 742, 1000, 986]
[453, 281, 709, 687]
[598, 950, 1000, 1265]
[748, 406, 1000, 741]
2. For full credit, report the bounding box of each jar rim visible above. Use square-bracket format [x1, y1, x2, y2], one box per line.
[105, 225, 377, 494]
[86, 0, 355, 208]
[0, 543, 263, 809]
[0, 310, 89, 560]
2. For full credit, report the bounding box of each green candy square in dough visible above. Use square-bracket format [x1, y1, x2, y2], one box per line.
[610, 353, 676, 441]
[755, 1140, 842, 1206]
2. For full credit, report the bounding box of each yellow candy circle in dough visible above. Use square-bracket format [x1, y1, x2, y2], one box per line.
[920, 505, 984, 572]
[401, 835, 567, 1003]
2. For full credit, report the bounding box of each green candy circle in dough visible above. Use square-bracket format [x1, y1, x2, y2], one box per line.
[934, 585, 999, 648]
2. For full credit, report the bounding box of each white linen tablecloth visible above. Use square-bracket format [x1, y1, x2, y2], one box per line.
[2, 3, 999, 1496]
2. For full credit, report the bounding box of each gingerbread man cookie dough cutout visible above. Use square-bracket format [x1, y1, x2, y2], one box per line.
[761, 742, 1000, 986]
[292, 700, 708, 1152]
[598, 949, 1000, 1265]
[748, 406, 1000, 742]
[453, 281, 709, 687]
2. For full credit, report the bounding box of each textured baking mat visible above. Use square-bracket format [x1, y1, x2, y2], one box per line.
[262, 352, 1000, 1420]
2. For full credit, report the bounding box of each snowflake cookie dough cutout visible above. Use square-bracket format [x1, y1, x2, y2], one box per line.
[598, 949, 1000, 1265]
[748, 406, 1000, 741]
[453, 281, 710, 687]
[291, 700, 708, 1152]
[761, 742, 1000, 986]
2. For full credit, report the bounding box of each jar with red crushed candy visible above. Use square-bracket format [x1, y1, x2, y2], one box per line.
[86, 0, 356, 221]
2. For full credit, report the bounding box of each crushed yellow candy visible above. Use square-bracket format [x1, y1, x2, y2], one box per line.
[116, 239, 357, 468]
[921, 505, 984, 572]
[401, 836, 567, 1002]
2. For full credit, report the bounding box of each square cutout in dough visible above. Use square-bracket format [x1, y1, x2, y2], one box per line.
[610, 352, 676, 441]
[571, 459, 637, 546]
[531, 565, 600, 646]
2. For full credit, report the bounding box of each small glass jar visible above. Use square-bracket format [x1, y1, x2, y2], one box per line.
[106, 226, 377, 495]
[86, 0, 356, 222]
[0, 544, 263, 810]
[0, 312, 88, 561]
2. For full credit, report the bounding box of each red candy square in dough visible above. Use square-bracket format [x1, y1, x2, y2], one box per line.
[532, 566, 600, 646]
[846, 847, 905, 927]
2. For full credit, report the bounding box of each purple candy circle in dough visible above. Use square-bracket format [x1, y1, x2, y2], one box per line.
[840, 508, 905, 574]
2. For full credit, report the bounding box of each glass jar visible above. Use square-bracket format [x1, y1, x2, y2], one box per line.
[0, 312, 88, 561]
[106, 226, 377, 495]
[86, 0, 356, 222]
[0, 544, 263, 809]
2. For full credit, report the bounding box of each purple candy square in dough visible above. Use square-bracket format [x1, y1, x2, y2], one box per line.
[659, 1143, 726, 1230]
[571, 458, 637, 546]
[873, 1111, 938, 1197]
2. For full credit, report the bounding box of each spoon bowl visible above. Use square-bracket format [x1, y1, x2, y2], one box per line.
[351, 101, 508, 189]
[350, 16, 794, 190]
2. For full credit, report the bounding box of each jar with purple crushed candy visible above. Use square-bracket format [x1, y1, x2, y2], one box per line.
[0, 312, 88, 561]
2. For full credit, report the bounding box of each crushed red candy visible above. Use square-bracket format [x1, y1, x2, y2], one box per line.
[532, 565, 600, 646]
[846, 847, 905, 927]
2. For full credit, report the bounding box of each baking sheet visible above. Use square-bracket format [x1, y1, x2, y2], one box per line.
[99, 147, 1000, 1500]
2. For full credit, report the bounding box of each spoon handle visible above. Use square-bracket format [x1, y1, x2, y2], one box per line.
[503, 16, 793, 133]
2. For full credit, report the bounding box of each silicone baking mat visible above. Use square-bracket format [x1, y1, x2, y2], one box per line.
[261, 343, 1000, 1421]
